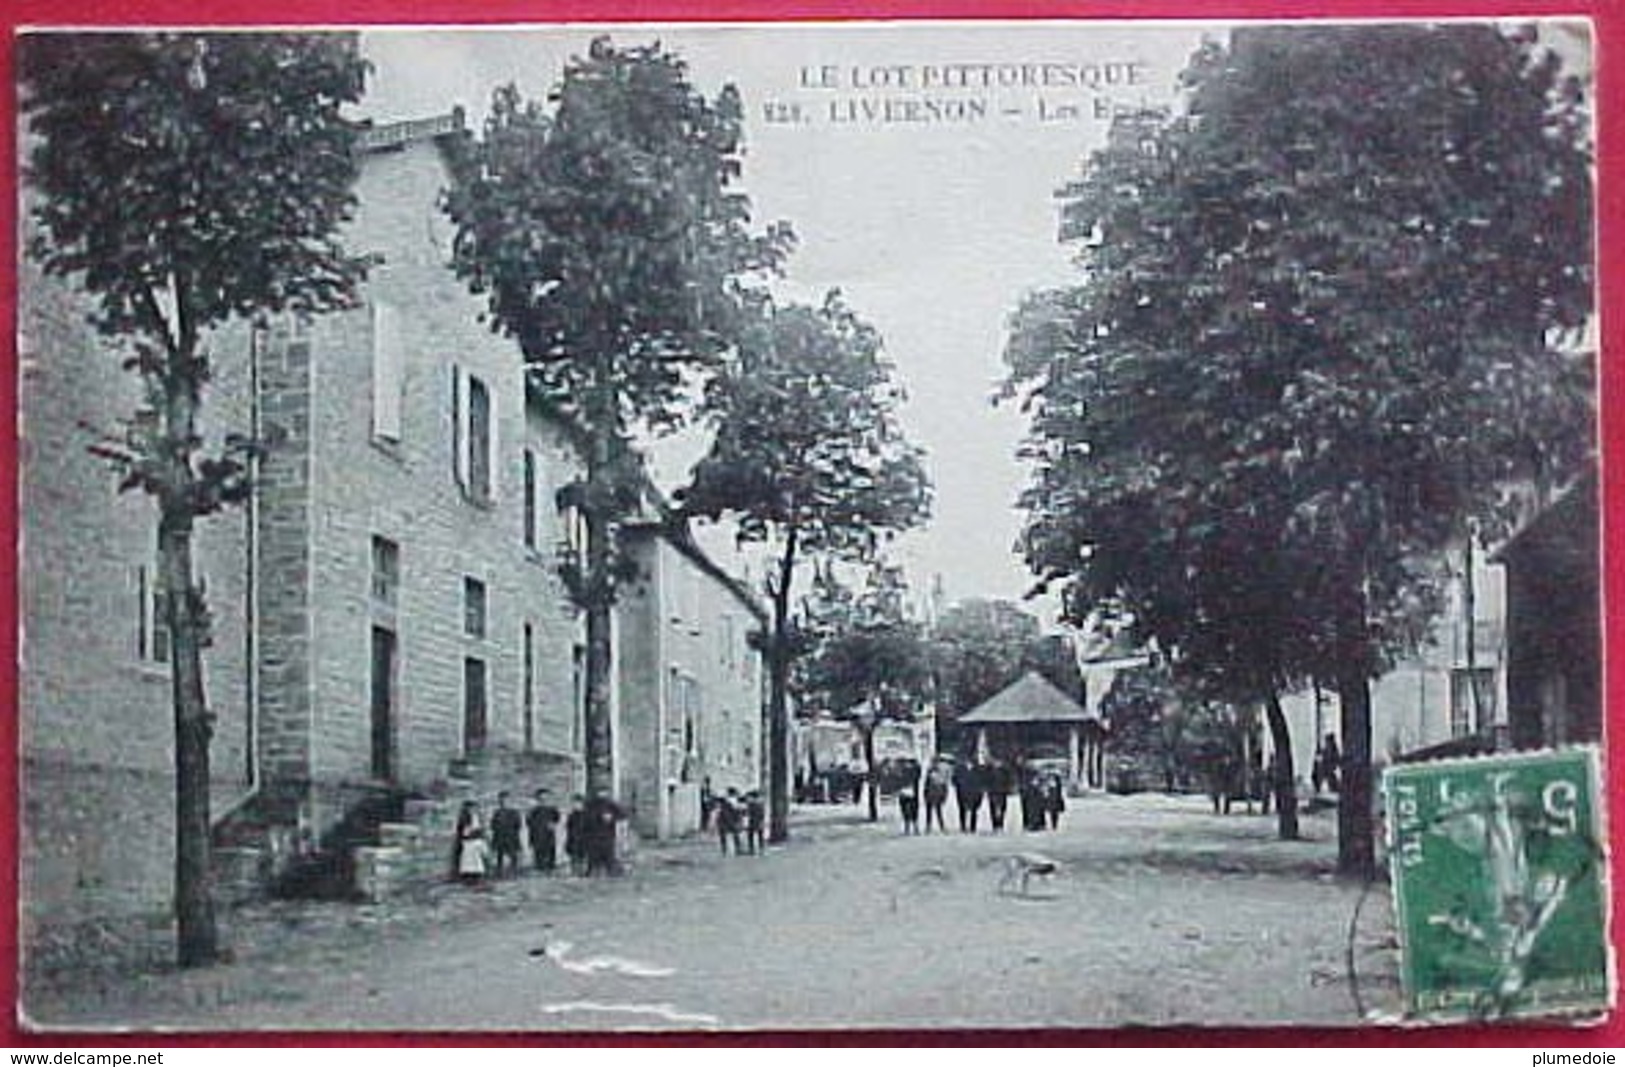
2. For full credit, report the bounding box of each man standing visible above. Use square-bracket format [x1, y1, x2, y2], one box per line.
[923, 761, 950, 833]
[490, 792, 523, 877]
[986, 759, 1014, 832]
[564, 795, 588, 876]
[526, 788, 560, 873]
[583, 791, 625, 876]
[954, 759, 985, 833]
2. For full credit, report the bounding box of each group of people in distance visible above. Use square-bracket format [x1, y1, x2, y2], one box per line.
[702, 783, 767, 856]
[452, 788, 625, 885]
[896, 756, 1067, 835]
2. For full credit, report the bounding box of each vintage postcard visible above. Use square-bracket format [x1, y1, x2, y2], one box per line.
[13, 18, 1608, 1033]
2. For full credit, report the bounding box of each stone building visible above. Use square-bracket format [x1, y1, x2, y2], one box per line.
[219, 111, 587, 859]
[18, 257, 254, 933]
[616, 520, 766, 839]
[19, 109, 768, 933]
[1275, 539, 1511, 786]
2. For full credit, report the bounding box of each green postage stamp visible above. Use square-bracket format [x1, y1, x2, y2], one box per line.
[1385, 746, 1612, 1022]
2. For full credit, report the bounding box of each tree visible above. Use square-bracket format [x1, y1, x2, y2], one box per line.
[442, 39, 791, 815]
[1098, 663, 1186, 793]
[20, 32, 371, 966]
[799, 564, 934, 822]
[1004, 25, 1593, 870]
[682, 291, 931, 841]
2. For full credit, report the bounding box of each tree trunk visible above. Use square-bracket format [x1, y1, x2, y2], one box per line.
[158, 352, 217, 967]
[1336, 671, 1376, 879]
[1263, 691, 1300, 841]
[863, 723, 878, 823]
[583, 427, 616, 811]
[161, 516, 217, 967]
[1335, 590, 1377, 879]
[765, 527, 798, 844]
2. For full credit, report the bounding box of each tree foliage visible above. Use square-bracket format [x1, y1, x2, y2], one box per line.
[442, 38, 790, 806]
[23, 32, 370, 510]
[797, 563, 933, 821]
[682, 289, 932, 839]
[444, 39, 791, 442]
[799, 564, 933, 720]
[685, 291, 932, 559]
[1004, 24, 1594, 868]
[21, 31, 371, 965]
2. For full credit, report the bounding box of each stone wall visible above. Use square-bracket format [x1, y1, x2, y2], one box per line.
[19, 254, 252, 932]
[287, 128, 585, 799]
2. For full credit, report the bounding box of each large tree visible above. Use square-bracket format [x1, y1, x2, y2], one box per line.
[682, 291, 931, 841]
[1005, 25, 1593, 871]
[442, 39, 791, 817]
[21, 31, 371, 966]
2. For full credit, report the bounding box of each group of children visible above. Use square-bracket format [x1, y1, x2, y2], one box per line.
[705, 785, 767, 856]
[452, 788, 625, 884]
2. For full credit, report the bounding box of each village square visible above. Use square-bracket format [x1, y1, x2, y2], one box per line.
[14, 20, 1604, 1033]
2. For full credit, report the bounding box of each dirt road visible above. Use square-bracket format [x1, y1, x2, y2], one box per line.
[24, 792, 1401, 1033]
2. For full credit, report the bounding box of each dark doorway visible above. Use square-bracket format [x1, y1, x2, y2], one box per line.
[370, 625, 397, 781]
[464, 656, 488, 755]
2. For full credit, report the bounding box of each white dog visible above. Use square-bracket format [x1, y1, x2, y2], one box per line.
[998, 852, 1062, 896]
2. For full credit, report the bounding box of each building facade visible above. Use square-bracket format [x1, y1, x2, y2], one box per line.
[18, 257, 254, 932]
[616, 522, 766, 839]
[19, 110, 767, 936]
[234, 112, 587, 848]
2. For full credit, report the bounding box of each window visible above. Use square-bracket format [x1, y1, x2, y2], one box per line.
[464, 656, 488, 755]
[464, 576, 487, 639]
[371, 536, 400, 607]
[523, 449, 540, 551]
[451, 366, 497, 503]
[1450, 667, 1495, 738]
[562, 503, 588, 571]
[522, 622, 535, 752]
[135, 565, 170, 664]
[371, 302, 403, 441]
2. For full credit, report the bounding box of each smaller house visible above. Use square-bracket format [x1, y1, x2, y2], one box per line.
[1495, 471, 1601, 750]
[615, 519, 766, 839]
[957, 672, 1104, 789]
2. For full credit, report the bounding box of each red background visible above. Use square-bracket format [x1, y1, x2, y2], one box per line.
[1, 0, 1620, 1047]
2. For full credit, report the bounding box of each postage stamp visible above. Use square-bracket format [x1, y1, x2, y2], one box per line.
[1384, 747, 1612, 1023]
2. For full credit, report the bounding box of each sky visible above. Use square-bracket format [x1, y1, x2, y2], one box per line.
[358, 22, 1213, 622]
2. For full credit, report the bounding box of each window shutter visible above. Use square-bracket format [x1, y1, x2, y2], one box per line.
[485, 380, 500, 502]
[523, 449, 538, 549]
[371, 302, 403, 441]
[136, 565, 149, 660]
[451, 365, 470, 491]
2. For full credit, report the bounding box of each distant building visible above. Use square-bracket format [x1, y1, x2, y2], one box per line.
[1275, 469, 1600, 782]
[957, 671, 1103, 788]
[1276, 537, 1510, 782]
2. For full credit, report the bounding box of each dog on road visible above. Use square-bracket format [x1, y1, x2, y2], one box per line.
[997, 852, 1062, 896]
